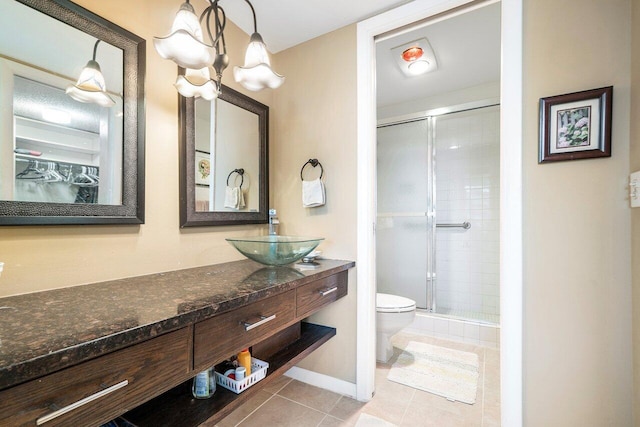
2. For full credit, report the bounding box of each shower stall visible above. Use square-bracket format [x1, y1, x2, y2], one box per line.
[376, 104, 500, 327]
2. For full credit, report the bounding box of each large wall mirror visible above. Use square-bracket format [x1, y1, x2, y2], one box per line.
[180, 85, 268, 227]
[0, 0, 145, 225]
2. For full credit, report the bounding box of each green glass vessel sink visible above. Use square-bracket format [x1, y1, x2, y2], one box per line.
[226, 235, 324, 266]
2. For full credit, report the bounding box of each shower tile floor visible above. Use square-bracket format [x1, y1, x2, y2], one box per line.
[215, 332, 500, 426]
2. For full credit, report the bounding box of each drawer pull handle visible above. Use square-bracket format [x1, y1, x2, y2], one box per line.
[243, 314, 276, 331]
[36, 380, 128, 425]
[319, 286, 338, 297]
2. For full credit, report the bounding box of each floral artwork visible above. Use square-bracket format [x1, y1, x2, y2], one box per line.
[539, 86, 612, 163]
[195, 151, 211, 185]
[198, 158, 210, 179]
[556, 107, 590, 148]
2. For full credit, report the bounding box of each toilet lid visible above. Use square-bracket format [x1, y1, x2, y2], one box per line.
[376, 293, 416, 313]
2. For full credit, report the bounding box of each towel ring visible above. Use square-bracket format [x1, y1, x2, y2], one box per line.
[300, 159, 324, 181]
[226, 168, 244, 188]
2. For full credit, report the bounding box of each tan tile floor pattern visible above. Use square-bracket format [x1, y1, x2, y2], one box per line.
[216, 332, 500, 426]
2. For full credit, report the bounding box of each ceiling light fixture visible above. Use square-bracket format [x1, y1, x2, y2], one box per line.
[402, 46, 423, 62]
[392, 38, 438, 77]
[154, 0, 284, 100]
[66, 40, 116, 108]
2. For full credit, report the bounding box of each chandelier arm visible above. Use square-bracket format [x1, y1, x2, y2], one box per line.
[216, 5, 227, 54]
[92, 39, 100, 61]
[200, 5, 215, 46]
[243, 0, 258, 33]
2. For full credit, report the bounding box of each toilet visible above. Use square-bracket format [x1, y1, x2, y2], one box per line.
[376, 293, 417, 362]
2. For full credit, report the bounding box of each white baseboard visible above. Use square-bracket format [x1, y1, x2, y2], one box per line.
[284, 366, 357, 399]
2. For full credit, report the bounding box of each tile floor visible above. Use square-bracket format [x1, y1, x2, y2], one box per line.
[215, 331, 500, 426]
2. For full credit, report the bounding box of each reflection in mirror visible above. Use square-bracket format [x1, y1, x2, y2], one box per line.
[194, 96, 259, 212]
[180, 85, 268, 227]
[11, 73, 123, 205]
[0, 0, 145, 225]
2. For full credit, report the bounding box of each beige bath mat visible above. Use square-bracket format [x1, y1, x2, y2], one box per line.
[387, 341, 479, 404]
[355, 413, 398, 426]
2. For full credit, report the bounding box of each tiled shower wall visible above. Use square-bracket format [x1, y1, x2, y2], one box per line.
[434, 106, 500, 323]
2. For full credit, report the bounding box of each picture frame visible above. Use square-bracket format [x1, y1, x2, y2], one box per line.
[194, 150, 211, 186]
[539, 86, 613, 163]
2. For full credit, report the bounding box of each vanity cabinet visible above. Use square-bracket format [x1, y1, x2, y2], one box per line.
[0, 260, 354, 427]
[0, 328, 191, 427]
[124, 271, 349, 427]
[194, 290, 296, 371]
[296, 270, 348, 318]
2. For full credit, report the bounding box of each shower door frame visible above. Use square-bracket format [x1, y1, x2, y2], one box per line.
[377, 100, 499, 314]
[376, 115, 436, 311]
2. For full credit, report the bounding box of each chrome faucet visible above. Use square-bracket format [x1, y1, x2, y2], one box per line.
[268, 209, 279, 235]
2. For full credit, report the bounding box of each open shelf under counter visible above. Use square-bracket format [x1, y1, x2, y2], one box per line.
[121, 322, 336, 427]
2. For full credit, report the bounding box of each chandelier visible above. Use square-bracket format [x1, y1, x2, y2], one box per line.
[154, 0, 284, 100]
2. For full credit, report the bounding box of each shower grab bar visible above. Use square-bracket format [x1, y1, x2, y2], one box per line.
[436, 222, 471, 229]
[376, 213, 471, 229]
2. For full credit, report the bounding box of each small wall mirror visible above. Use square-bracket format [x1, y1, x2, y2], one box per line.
[180, 85, 268, 227]
[0, 0, 145, 225]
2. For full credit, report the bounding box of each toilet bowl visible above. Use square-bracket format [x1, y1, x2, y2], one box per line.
[376, 293, 416, 362]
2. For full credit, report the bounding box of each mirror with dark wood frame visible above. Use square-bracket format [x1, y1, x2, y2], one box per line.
[0, 0, 145, 225]
[180, 84, 268, 227]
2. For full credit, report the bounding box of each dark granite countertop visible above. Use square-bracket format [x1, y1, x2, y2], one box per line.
[0, 259, 355, 391]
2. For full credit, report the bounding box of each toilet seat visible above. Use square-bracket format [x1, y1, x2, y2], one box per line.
[376, 293, 416, 313]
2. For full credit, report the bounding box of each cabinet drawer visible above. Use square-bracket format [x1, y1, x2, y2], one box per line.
[194, 290, 295, 370]
[0, 327, 190, 427]
[296, 271, 348, 318]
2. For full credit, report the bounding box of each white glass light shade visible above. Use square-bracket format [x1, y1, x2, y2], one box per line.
[175, 67, 218, 101]
[233, 33, 284, 91]
[407, 59, 430, 75]
[153, 2, 216, 69]
[66, 60, 115, 107]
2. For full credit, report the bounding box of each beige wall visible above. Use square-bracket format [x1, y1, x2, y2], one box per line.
[271, 25, 358, 383]
[0, 0, 273, 297]
[523, 0, 633, 425]
[632, 0, 640, 424]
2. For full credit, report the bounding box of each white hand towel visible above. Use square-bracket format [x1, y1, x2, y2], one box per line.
[302, 178, 325, 208]
[224, 186, 238, 209]
[237, 188, 245, 209]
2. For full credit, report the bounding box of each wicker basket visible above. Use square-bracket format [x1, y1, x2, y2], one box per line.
[215, 358, 269, 394]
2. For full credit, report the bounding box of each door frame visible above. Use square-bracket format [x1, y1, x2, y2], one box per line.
[355, 0, 523, 425]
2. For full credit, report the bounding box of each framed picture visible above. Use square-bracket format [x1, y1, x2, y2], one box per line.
[539, 86, 612, 163]
[195, 150, 211, 186]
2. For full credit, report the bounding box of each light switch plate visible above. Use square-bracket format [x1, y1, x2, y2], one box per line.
[630, 171, 640, 207]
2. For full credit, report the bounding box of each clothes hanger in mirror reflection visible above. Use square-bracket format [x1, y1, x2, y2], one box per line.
[71, 166, 99, 187]
[16, 160, 65, 183]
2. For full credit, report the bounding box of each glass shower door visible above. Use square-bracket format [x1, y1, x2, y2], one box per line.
[432, 106, 500, 323]
[376, 118, 435, 309]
